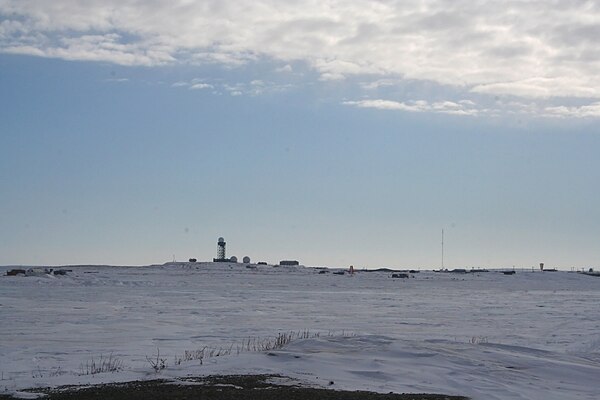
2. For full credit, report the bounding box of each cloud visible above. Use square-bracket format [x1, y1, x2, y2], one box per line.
[189, 83, 213, 90]
[3, 32, 175, 66]
[471, 77, 600, 99]
[313, 58, 382, 81]
[344, 98, 600, 119]
[344, 99, 426, 112]
[223, 81, 291, 96]
[343, 99, 479, 116]
[172, 78, 291, 96]
[360, 79, 402, 90]
[104, 78, 129, 83]
[543, 102, 600, 118]
[171, 81, 189, 88]
[276, 64, 293, 73]
[1, 1, 600, 108]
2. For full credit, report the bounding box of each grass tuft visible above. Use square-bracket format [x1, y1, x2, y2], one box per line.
[79, 353, 124, 375]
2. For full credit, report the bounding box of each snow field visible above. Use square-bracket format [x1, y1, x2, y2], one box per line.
[1, 263, 599, 399]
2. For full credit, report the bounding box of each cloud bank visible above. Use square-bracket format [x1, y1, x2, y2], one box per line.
[2, 1, 600, 114]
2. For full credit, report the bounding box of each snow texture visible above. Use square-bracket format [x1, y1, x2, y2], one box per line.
[1, 263, 599, 399]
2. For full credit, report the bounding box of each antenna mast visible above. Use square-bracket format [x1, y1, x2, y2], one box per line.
[441, 229, 444, 270]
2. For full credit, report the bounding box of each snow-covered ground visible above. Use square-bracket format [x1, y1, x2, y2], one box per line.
[1, 263, 599, 399]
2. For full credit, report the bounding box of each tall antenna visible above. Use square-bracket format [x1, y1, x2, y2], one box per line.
[441, 229, 444, 270]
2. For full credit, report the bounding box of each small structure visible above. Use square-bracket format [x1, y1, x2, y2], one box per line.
[280, 260, 299, 266]
[24, 268, 52, 276]
[243, 256, 251, 264]
[189, 258, 197, 263]
[469, 268, 488, 273]
[7, 268, 69, 276]
[230, 256, 238, 263]
[6, 269, 26, 276]
[581, 268, 600, 277]
[391, 273, 409, 279]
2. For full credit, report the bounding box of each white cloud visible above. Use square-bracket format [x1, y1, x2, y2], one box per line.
[2, 45, 45, 57]
[344, 98, 600, 119]
[313, 58, 382, 81]
[171, 81, 189, 88]
[343, 99, 479, 116]
[543, 102, 600, 118]
[344, 99, 423, 112]
[3, 32, 175, 66]
[189, 83, 213, 90]
[173, 78, 291, 97]
[276, 64, 293, 73]
[360, 79, 402, 90]
[471, 77, 600, 99]
[2, 1, 600, 110]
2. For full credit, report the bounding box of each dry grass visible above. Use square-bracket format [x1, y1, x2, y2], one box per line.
[79, 354, 124, 376]
[173, 330, 352, 366]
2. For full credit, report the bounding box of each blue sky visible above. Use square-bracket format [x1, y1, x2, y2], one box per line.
[1, 1, 599, 268]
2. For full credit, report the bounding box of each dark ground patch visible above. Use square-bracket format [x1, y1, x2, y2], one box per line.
[0, 374, 468, 400]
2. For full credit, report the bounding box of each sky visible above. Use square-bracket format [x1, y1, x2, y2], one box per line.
[1, 0, 599, 269]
